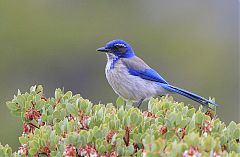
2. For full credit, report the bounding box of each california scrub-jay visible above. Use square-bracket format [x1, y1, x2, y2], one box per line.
[97, 39, 218, 108]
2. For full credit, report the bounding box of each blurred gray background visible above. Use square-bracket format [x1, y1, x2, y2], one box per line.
[0, 0, 239, 150]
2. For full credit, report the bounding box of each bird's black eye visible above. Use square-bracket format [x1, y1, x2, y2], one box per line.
[113, 44, 127, 53]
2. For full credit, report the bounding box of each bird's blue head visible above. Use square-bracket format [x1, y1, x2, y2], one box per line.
[96, 39, 135, 58]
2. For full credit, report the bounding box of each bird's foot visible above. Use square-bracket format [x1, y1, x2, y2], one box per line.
[136, 98, 144, 108]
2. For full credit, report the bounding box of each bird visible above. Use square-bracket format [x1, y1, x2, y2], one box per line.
[97, 39, 218, 108]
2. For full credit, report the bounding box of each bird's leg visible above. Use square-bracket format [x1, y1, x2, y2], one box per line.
[136, 98, 144, 108]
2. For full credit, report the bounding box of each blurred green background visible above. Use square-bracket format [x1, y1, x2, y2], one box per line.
[0, 0, 239, 150]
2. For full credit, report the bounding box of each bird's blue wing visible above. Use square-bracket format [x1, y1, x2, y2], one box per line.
[128, 68, 168, 84]
[122, 56, 168, 84]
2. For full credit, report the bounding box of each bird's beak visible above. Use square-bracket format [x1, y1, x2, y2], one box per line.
[96, 47, 109, 53]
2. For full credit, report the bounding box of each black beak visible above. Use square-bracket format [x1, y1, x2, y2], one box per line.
[96, 47, 109, 52]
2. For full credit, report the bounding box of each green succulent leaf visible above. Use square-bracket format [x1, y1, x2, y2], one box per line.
[116, 97, 125, 108]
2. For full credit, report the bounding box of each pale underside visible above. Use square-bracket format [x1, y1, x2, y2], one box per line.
[105, 54, 168, 102]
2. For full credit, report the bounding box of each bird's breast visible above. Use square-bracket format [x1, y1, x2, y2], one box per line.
[105, 60, 126, 93]
[105, 59, 166, 101]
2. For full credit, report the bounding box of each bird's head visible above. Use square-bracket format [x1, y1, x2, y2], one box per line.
[97, 39, 135, 58]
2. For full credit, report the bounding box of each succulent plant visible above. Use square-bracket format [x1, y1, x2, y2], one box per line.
[1, 85, 239, 157]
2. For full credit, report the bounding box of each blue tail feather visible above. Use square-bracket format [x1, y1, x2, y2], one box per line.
[161, 84, 218, 108]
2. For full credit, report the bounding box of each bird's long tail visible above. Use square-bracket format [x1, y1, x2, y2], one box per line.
[161, 84, 218, 108]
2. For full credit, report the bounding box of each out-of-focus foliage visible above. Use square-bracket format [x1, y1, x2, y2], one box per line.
[2, 85, 239, 156]
[0, 0, 238, 151]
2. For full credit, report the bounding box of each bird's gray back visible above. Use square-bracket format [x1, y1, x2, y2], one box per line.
[121, 56, 150, 70]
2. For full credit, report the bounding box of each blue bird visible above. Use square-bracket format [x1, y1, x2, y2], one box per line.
[97, 39, 218, 108]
